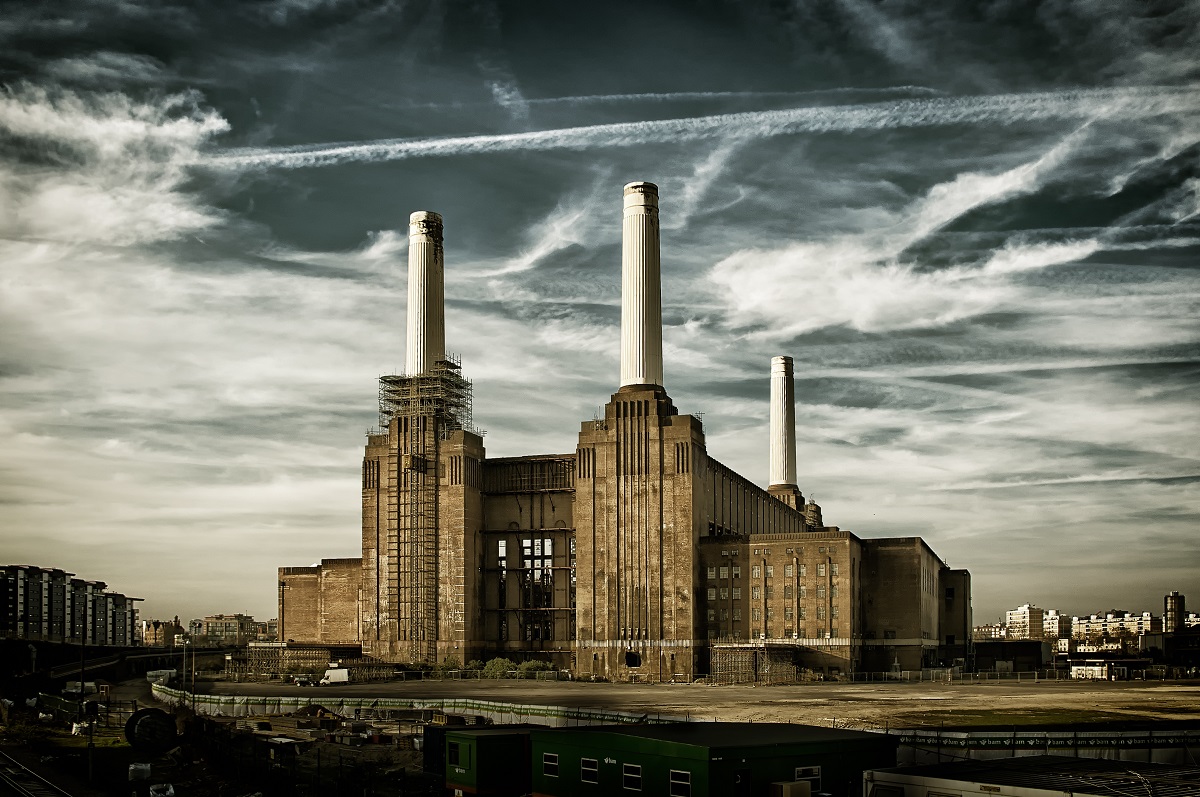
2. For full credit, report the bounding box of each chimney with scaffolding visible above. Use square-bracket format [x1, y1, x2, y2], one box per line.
[360, 210, 485, 664]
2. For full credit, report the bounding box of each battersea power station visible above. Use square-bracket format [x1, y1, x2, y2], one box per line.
[278, 182, 972, 683]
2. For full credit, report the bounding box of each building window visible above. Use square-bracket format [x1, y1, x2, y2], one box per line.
[786, 548, 794, 554]
[816, 586, 825, 599]
[817, 564, 826, 577]
[753, 548, 760, 555]
[795, 766, 821, 792]
[707, 566, 716, 580]
[543, 753, 559, 777]
[581, 758, 599, 784]
[732, 566, 741, 579]
[719, 588, 728, 600]
[719, 566, 729, 579]
[817, 607, 826, 620]
[767, 607, 775, 620]
[707, 609, 715, 622]
[752, 587, 760, 600]
[766, 585, 774, 598]
[670, 770, 692, 797]
[800, 585, 807, 598]
[785, 564, 794, 578]
[799, 607, 807, 620]
[752, 566, 761, 579]
[766, 566, 774, 578]
[800, 564, 807, 577]
[831, 606, 839, 619]
[764, 548, 771, 555]
[732, 587, 741, 600]
[752, 608, 761, 621]
[783, 585, 792, 599]
[721, 608, 729, 621]
[831, 586, 839, 599]
[707, 588, 716, 601]
[623, 763, 642, 791]
[733, 608, 741, 621]
[818, 547, 826, 554]
[831, 563, 839, 576]
[784, 606, 793, 620]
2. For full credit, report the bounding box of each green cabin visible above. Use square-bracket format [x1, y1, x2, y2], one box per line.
[445, 726, 532, 796]
[527, 723, 898, 797]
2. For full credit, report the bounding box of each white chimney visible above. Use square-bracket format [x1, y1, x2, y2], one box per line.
[405, 211, 445, 376]
[619, 181, 663, 388]
[769, 355, 797, 487]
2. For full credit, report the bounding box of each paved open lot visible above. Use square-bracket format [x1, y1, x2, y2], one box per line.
[207, 679, 1200, 729]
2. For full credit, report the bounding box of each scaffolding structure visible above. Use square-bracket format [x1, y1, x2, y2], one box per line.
[710, 643, 802, 685]
[376, 356, 478, 664]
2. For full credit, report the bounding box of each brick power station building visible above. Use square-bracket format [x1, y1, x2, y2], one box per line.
[279, 182, 972, 682]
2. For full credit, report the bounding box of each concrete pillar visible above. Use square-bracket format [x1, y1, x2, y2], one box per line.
[620, 182, 663, 388]
[405, 211, 445, 376]
[769, 355, 797, 488]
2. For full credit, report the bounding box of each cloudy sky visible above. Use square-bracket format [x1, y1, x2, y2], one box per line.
[2, 1, 1198, 627]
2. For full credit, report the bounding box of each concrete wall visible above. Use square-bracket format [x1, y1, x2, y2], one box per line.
[278, 566, 320, 643]
[860, 538, 943, 671]
[278, 559, 361, 645]
[939, 568, 973, 665]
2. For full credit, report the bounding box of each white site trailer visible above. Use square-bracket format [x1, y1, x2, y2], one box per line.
[865, 755, 1200, 797]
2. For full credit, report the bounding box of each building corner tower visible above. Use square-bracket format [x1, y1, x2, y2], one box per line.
[575, 182, 708, 682]
[361, 210, 485, 665]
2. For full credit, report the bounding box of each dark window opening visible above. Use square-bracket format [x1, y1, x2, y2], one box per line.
[625, 650, 641, 667]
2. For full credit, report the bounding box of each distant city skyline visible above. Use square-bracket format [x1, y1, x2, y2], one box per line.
[1, 2, 1197, 624]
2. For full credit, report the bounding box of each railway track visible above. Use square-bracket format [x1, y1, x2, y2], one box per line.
[0, 749, 75, 797]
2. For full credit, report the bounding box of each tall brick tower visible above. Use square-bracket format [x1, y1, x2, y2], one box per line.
[574, 182, 709, 681]
[361, 211, 484, 663]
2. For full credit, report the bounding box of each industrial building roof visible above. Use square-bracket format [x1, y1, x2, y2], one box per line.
[533, 722, 891, 748]
[872, 754, 1200, 797]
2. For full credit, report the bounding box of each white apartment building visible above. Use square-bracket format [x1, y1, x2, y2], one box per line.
[1072, 611, 1161, 639]
[1043, 609, 1070, 639]
[1005, 604, 1046, 640]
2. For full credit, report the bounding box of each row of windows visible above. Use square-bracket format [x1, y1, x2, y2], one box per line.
[706, 585, 840, 601]
[545, 754, 691, 795]
[739, 627, 839, 639]
[754, 546, 833, 556]
[709, 606, 840, 622]
[707, 563, 840, 580]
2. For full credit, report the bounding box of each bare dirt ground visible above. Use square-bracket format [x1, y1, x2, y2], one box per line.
[209, 679, 1200, 729]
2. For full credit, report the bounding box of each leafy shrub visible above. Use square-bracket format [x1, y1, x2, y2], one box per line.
[517, 660, 553, 677]
[481, 658, 517, 679]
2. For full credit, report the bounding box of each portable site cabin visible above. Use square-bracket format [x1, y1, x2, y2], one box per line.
[864, 755, 1200, 797]
[444, 726, 533, 797]
[527, 722, 899, 797]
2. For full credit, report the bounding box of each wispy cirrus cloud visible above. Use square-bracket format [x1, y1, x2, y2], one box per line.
[207, 85, 1200, 171]
[0, 84, 229, 245]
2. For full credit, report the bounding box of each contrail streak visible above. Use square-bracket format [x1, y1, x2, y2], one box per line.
[208, 86, 1200, 171]
[523, 86, 944, 105]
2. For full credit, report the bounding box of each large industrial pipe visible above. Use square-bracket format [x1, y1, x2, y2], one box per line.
[405, 211, 445, 376]
[620, 182, 663, 388]
[769, 355, 798, 488]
